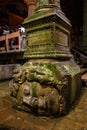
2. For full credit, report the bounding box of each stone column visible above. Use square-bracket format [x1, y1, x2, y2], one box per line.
[24, 0, 36, 17]
[36, 0, 61, 9]
[10, 0, 81, 117]
[83, 0, 87, 50]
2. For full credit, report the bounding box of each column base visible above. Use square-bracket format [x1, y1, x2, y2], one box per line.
[10, 60, 81, 116]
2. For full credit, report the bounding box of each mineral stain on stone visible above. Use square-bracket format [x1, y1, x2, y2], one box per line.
[10, 0, 81, 116]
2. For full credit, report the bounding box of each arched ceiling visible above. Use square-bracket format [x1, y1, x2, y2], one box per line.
[0, 0, 28, 27]
[0, 0, 83, 29]
[7, 1, 28, 18]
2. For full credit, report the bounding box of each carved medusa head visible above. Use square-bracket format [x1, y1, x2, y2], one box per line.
[10, 62, 68, 116]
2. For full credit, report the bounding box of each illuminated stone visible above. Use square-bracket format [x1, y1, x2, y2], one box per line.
[10, 0, 81, 116]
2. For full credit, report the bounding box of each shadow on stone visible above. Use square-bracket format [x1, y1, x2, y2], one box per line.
[0, 125, 17, 130]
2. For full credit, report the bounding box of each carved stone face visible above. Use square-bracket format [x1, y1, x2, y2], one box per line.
[11, 62, 66, 116]
[20, 81, 62, 115]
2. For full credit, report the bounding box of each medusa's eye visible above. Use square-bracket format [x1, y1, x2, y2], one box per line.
[24, 89, 30, 96]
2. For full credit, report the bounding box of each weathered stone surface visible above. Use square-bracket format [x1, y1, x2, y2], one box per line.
[10, 0, 81, 117]
[0, 81, 87, 130]
[36, 0, 61, 9]
[10, 61, 81, 116]
[23, 0, 71, 60]
[0, 64, 21, 80]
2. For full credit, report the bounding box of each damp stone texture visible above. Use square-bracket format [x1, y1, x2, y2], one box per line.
[10, 0, 81, 116]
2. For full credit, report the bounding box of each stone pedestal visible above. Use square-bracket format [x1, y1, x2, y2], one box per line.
[23, 7, 71, 59]
[10, 0, 81, 116]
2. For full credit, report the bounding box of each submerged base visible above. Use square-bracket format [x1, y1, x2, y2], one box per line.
[10, 60, 81, 116]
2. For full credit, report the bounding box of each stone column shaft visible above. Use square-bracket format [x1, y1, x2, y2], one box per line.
[24, 0, 36, 17]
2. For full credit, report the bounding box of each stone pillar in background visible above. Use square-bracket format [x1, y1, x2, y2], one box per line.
[24, 0, 36, 16]
[83, 0, 87, 50]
